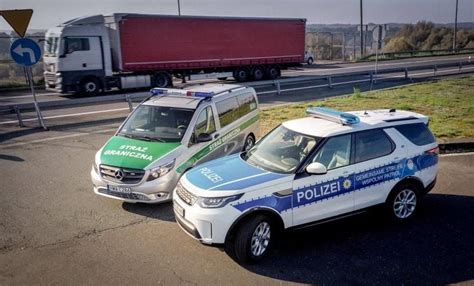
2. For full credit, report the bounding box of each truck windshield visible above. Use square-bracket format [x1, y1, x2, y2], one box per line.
[242, 125, 318, 174]
[44, 37, 59, 56]
[118, 105, 194, 143]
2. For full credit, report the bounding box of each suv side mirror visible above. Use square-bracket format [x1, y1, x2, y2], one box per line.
[196, 133, 212, 143]
[306, 162, 327, 175]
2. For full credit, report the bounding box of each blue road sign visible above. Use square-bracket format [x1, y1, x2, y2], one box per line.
[10, 38, 42, 66]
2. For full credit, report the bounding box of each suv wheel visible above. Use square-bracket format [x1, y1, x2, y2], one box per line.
[230, 215, 274, 263]
[387, 183, 419, 221]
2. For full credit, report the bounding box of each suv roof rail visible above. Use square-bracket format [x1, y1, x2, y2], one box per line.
[306, 107, 360, 125]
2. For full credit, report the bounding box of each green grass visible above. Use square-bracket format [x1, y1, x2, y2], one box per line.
[261, 76, 474, 139]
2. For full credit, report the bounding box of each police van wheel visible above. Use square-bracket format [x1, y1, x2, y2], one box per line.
[387, 183, 420, 222]
[232, 215, 274, 263]
[242, 135, 255, 152]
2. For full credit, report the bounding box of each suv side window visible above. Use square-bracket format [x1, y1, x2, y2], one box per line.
[216, 97, 239, 128]
[354, 129, 393, 163]
[195, 106, 216, 137]
[395, 123, 436, 146]
[312, 134, 351, 170]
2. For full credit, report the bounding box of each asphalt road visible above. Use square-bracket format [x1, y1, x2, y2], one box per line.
[0, 123, 472, 284]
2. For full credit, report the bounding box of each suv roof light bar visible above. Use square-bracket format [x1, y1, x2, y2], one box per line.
[306, 107, 360, 125]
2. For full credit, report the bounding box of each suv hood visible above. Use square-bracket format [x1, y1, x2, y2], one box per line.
[184, 154, 287, 192]
[100, 136, 180, 169]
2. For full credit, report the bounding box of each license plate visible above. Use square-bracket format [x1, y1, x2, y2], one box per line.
[107, 185, 132, 193]
[173, 201, 185, 217]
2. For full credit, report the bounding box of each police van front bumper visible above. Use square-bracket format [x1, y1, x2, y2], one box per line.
[90, 166, 177, 204]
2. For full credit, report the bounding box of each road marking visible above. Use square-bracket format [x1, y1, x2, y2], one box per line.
[0, 107, 129, 125]
[283, 55, 473, 75]
[0, 128, 118, 148]
[440, 152, 474, 157]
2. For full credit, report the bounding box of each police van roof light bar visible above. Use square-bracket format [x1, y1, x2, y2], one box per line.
[150, 88, 215, 98]
[306, 107, 360, 125]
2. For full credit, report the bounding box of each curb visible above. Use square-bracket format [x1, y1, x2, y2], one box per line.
[438, 141, 474, 154]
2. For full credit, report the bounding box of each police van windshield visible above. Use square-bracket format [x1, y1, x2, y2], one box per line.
[118, 105, 194, 143]
[243, 125, 318, 174]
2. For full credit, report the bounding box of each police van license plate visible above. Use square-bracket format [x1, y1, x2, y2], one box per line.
[108, 185, 132, 193]
[173, 201, 185, 217]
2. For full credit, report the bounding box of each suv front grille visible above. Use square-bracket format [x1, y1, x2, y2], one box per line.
[100, 165, 145, 184]
[176, 183, 198, 206]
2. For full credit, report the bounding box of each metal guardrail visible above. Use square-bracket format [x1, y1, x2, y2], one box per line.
[2, 60, 474, 128]
[359, 48, 474, 61]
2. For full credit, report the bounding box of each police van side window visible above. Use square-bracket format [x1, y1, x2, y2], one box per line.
[312, 134, 351, 170]
[395, 123, 436, 146]
[195, 106, 216, 137]
[216, 97, 240, 128]
[236, 93, 257, 117]
[354, 129, 393, 163]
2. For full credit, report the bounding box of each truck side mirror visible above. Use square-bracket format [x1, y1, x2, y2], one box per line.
[306, 162, 327, 175]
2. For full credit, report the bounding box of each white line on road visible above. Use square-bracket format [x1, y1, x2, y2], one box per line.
[283, 55, 473, 75]
[0, 128, 118, 149]
[0, 107, 130, 125]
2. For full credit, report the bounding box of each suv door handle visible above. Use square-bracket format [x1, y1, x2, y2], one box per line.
[214, 133, 219, 139]
[82, 63, 87, 67]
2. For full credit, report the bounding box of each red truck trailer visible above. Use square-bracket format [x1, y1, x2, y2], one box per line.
[44, 14, 306, 94]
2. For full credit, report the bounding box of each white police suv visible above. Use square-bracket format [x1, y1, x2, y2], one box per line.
[173, 107, 439, 262]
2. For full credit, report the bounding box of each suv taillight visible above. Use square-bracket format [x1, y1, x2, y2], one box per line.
[426, 146, 439, 155]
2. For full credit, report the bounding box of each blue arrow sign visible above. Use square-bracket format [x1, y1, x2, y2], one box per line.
[10, 38, 42, 66]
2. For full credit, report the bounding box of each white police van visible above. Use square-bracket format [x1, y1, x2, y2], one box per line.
[173, 107, 438, 262]
[91, 84, 259, 203]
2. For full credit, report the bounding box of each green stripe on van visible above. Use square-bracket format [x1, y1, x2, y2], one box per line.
[176, 114, 259, 174]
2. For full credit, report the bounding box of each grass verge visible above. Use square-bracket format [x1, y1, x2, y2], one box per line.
[261, 76, 474, 139]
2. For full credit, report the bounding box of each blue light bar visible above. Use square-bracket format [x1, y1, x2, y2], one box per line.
[306, 107, 360, 125]
[150, 88, 167, 95]
[191, 91, 215, 98]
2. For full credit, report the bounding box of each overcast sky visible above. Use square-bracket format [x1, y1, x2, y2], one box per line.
[1, 0, 473, 30]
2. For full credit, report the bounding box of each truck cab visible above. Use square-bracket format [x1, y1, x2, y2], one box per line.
[43, 15, 113, 94]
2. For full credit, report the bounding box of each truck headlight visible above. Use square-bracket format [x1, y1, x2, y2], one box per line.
[197, 194, 243, 208]
[147, 159, 175, 181]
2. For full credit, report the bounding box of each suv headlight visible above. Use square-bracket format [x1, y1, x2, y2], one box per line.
[147, 159, 175, 181]
[197, 194, 243, 208]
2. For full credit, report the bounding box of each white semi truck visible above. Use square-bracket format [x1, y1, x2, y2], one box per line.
[43, 14, 306, 95]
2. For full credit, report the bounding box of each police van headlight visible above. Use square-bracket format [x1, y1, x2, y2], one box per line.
[197, 194, 243, 208]
[147, 159, 175, 181]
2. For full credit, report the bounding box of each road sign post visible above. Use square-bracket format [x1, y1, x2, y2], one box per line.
[10, 37, 47, 130]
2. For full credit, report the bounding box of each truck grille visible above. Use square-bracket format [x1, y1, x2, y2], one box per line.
[176, 182, 197, 206]
[100, 165, 145, 184]
[97, 188, 150, 201]
[44, 72, 56, 83]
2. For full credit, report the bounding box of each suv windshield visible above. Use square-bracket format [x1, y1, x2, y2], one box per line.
[118, 105, 194, 143]
[243, 125, 319, 174]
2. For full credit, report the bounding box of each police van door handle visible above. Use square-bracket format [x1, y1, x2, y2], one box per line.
[214, 133, 219, 139]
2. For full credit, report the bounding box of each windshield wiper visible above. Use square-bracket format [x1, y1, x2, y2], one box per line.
[118, 132, 165, 142]
[140, 135, 165, 142]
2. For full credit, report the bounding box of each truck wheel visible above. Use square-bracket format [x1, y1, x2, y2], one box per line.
[230, 215, 275, 263]
[233, 68, 249, 82]
[386, 182, 420, 222]
[252, 67, 265, 81]
[79, 77, 101, 96]
[154, 72, 171, 88]
[266, 66, 280, 80]
[307, 57, 314, 65]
